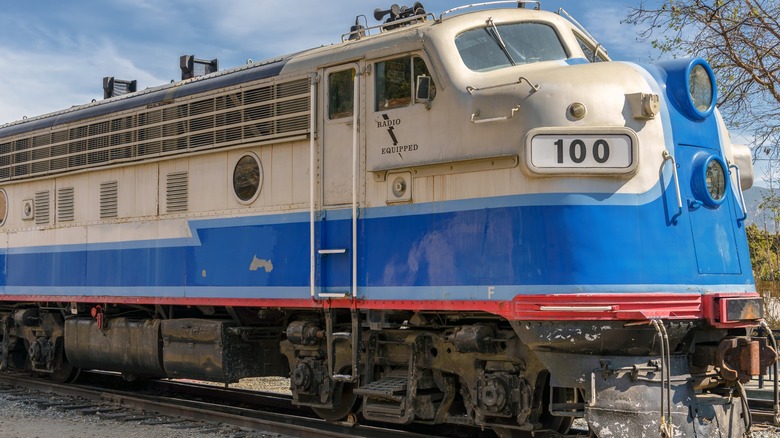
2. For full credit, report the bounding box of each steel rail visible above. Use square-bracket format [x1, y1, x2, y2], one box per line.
[0, 373, 438, 438]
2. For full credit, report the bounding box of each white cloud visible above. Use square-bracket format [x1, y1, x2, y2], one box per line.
[0, 38, 167, 124]
[0, 0, 645, 125]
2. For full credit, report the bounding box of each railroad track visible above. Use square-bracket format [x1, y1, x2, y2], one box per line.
[11, 372, 780, 438]
[0, 372, 480, 438]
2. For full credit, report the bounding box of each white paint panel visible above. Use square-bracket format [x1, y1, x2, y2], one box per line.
[86, 218, 192, 246]
[8, 226, 87, 249]
[290, 140, 310, 206]
[189, 153, 228, 213]
[268, 142, 293, 206]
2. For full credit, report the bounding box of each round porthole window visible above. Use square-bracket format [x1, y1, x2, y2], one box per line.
[233, 153, 262, 203]
[0, 189, 6, 226]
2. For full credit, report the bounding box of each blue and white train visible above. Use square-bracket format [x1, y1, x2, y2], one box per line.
[0, 2, 774, 436]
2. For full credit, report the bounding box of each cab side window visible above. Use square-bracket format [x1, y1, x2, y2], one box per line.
[328, 68, 355, 119]
[375, 55, 435, 111]
[574, 32, 609, 63]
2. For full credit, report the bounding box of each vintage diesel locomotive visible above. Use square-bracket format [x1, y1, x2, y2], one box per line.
[0, 2, 774, 437]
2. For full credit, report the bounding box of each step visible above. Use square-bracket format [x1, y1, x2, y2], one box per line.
[354, 376, 408, 402]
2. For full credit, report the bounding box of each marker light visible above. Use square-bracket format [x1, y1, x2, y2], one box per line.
[691, 152, 728, 208]
[705, 158, 726, 203]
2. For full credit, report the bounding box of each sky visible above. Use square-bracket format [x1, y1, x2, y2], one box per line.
[13, 2, 770, 186]
[0, 1, 656, 124]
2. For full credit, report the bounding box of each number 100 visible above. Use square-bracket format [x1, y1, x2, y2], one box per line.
[555, 139, 610, 164]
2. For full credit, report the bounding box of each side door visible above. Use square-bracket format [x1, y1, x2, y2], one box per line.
[317, 63, 360, 298]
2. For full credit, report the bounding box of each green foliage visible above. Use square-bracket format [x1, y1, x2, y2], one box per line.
[625, 0, 779, 159]
[747, 190, 780, 324]
[747, 223, 780, 281]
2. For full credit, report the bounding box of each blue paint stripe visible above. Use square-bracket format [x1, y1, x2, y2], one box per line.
[4, 187, 669, 256]
[0, 182, 754, 296]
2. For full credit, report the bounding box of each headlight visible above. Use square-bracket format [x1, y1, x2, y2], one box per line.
[656, 58, 717, 120]
[705, 158, 726, 202]
[689, 64, 714, 113]
[691, 152, 728, 208]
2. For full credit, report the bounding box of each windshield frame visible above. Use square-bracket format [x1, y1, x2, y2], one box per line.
[454, 20, 571, 72]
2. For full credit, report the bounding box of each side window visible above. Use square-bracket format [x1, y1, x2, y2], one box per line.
[375, 55, 435, 111]
[574, 32, 608, 63]
[328, 68, 355, 119]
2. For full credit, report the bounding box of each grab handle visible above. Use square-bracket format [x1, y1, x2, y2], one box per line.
[470, 105, 520, 124]
[662, 150, 682, 214]
[729, 163, 748, 224]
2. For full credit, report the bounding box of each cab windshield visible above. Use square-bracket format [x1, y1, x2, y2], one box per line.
[455, 22, 567, 72]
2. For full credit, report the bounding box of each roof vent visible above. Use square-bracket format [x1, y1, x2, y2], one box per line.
[103, 77, 137, 99]
[180, 55, 219, 80]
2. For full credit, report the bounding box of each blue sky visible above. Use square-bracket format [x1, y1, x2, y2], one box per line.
[6, 1, 771, 186]
[0, 1, 655, 124]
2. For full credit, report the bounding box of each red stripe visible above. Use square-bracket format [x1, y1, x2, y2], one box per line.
[0, 292, 760, 327]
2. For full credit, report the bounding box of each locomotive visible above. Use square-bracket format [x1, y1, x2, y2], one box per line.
[0, 2, 774, 436]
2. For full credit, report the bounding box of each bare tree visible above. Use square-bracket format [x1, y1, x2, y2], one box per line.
[625, 0, 779, 159]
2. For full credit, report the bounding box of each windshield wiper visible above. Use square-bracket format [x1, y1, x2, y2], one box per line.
[486, 18, 516, 66]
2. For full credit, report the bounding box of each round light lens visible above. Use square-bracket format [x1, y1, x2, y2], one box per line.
[689, 64, 713, 112]
[705, 158, 726, 202]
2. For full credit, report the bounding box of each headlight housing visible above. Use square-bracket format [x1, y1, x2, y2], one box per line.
[657, 58, 717, 120]
[691, 152, 728, 208]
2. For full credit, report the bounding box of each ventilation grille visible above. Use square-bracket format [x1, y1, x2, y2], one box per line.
[166, 171, 188, 213]
[34, 190, 50, 225]
[100, 181, 118, 219]
[0, 77, 310, 181]
[57, 187, 75, 222]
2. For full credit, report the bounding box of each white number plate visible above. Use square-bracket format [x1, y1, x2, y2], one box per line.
[529, 133, 635, 174]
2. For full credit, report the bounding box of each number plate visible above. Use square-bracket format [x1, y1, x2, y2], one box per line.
[526, 130, 637, 175]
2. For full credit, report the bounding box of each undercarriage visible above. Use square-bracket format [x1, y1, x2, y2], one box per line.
[1, 303, 776, 437]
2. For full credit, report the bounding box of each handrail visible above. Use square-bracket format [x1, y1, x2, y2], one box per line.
[440, 1, 540, 20]
[466, 76, 539, 94]
[557, 8, 609, 57]
[729, 163, 748, 223]
[341, 13, 434, 42]
[470, 105, 520, 123]
[351, 69, 359, 301]
[662, 150, 683, 215]
[309, 73, 318, 299]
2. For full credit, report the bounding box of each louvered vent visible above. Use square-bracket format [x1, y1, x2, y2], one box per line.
[34, 190, 50, 225]
[0, 77, 310, 181]
[57, 187, 75, 222]
[100, 181, 118, 219]
[166, 171, 188, 213]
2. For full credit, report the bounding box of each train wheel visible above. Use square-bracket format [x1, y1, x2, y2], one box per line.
[538, 385, 576, 433]
[312, 367, 358, 421]
[494, 375, 583, 437]
[50, 357, 80, 383]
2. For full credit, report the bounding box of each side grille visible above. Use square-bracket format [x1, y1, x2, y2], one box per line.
[34, 190, 50, 225]
[57, 187, 75, 222]
[0, 77, 310, 182]
[166, 171, 188, 213]
[100, 181, 118, 219]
